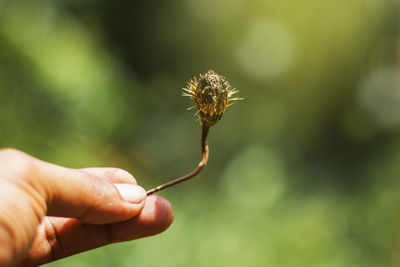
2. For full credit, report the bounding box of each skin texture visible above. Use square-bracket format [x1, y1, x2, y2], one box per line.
[0, 148, 174, 267]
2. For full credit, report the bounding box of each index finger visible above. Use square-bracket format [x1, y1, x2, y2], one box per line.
[20, 194, 174, 267]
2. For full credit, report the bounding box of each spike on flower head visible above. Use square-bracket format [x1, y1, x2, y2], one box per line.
[183, 70, 241, 127]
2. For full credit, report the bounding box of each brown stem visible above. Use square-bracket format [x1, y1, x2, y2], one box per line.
[146, 125, 210, 195]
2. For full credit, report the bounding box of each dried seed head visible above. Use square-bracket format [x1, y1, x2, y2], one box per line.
[183, 70, 241, 127]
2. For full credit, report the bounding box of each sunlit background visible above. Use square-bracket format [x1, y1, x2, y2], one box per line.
[1, 0, 400, 266]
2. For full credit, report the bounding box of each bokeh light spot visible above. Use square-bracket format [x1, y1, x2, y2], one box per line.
[359, 66, 400, 129]
[222, 144, 286, 209]
[235, 19, 295, 80]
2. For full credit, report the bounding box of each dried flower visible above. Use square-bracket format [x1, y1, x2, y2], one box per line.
[183, 70, 241, 127]
[146, 70, 241, 195]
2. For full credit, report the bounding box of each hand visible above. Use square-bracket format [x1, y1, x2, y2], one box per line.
[0, 148, 174, 267]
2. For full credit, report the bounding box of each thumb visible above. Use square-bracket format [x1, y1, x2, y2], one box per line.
[34, 160, 147, 225]
[6, 149, 147, 224]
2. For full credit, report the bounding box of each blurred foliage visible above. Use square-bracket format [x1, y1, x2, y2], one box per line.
[1, 0, 400, 266]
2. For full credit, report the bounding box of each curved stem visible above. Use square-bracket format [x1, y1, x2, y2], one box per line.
[146, 125, 210, 195]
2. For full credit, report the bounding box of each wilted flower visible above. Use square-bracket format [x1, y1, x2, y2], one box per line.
[183, 70, 241, 127]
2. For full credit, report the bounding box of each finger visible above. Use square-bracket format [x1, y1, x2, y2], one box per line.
[4, 149, 146, 224]
[20, 195, 174, 267]
[35, 163, 146, 224]
[38, 162, 146, 224]
[80, 168, 137, 184]
[108, 194, 174, 241]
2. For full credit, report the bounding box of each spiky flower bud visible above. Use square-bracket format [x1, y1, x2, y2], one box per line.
[183, 70, 241, 127]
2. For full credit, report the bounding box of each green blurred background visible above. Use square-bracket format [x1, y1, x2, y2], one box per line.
[1, 0, 400, 266]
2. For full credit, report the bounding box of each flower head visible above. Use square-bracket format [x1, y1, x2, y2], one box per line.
[183, 70, 241, 127]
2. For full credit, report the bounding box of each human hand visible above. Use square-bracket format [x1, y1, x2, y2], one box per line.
[0, 148, 174, 267]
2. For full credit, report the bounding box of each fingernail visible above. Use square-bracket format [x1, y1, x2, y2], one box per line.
[114, 184, 146, 204]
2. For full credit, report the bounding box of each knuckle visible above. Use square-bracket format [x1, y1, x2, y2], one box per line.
[0, 147, 23, 157]
[44, 217, 64, 260]
[0, 148, 34, 177]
